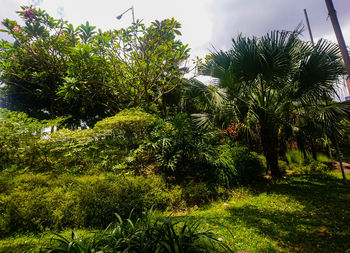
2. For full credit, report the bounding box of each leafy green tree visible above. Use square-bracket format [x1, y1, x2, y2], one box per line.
[0, 7, 190, 127]
[202, 31, 346, 179]
[0, 7, 70, 121]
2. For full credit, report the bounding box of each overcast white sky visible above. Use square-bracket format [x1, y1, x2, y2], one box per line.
[1, 0, 350, 98]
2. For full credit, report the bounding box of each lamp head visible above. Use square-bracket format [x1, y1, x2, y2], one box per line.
[116, 15, 122, 20]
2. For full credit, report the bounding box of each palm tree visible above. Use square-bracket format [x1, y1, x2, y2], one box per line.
[201, 30, 346, 179]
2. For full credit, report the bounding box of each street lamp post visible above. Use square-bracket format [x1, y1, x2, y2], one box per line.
[116, 6, 135, 24]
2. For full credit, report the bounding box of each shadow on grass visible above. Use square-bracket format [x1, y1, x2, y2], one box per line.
[190, 173, 350, 252]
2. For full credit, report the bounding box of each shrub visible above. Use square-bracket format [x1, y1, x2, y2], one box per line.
[94, 108, 155, 143]
[0, 109, 63, 172]
[77, 175, 179, 227]
[285, 149, 328, 165]
[0, 186, 81, 236]
[149, 113, 219, 183]
[289, 161, 329, 175]
[0, 176, 9, 194]
[39, 128, 95, 172]
[0, 108, 156, 173]
[0, 173, 180, 235]
[285, 149, 331, 174]
[181, 182, 213, 206]
[181, 182, 230, 206]
[37, 108, 156, 173]
[217, 146, 266, 187]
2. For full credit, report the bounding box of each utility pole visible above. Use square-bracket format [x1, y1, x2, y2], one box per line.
[304, 9, 314, 45]
[324, 0, 350, 80]
[324, 0, 348, 184]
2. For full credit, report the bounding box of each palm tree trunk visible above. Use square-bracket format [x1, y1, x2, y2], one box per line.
[325, 135, 333, 159]
[327, 141, 333, 159]
[260, 125, 282, 179]
[296, 136, 308, 160]
[279, 138, 289, 164]
[311, 142, 317, 161]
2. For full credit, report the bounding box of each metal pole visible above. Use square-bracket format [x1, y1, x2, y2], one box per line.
[325, 0, 350, 80]
[131, 6, 135, 24]
[304, 9, 314, 45]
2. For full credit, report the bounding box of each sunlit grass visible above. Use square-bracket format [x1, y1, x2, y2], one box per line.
[316, 153, 332, 163]
[0, 230, 93, 253]
[179, 172, 350, 252]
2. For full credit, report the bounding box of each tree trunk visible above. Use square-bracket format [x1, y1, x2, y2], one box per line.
[297, 137, 308, 160]
[260, 125, 282, 179]
[334, 136, 347, 184]
[279, 138, 289, 164]
[161, 95, 168, 117]
[311, 141, 317, 161]
[325, 136, 333, 159]
[50, 100, 55, 133]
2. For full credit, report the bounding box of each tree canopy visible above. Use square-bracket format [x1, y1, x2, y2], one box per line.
[0, 7, 190, 127]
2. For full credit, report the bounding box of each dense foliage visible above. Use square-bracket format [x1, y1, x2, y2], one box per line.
[217, 146, 265, 187]
[0, 7, 190, 127]
[0, 108, 156, 173]
[0, 6, 349, 252]
[0, 108, 266, 187]
[149, 113, 219, 183]
[0, 173, 181, 236]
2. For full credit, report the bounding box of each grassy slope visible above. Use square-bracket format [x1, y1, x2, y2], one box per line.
[183, 172, 350, 252]
[1, 172, 349, 252]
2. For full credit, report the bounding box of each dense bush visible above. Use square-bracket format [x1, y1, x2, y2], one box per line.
[217, 146, 266, 187]
[42, 108, 156, 173]
[0, 173, 181, 236]
[148, 115, 268, 187]
[181, 182, 230, 206]
[77, 175, 181, 227]
[0, 109, 268, 188]
[0, 109, 62, 171]
[0, 109, 155, 173]
[0, 171, 237, 236]
[0, 185, 81, 235]
[149, 113, 220, 183]
[289, 161, 329, 175]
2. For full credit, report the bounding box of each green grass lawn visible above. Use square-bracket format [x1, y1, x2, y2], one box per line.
[181, 172, 350, 252]
[1, 172, 349, 252]
[0, 229, 95, 252]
